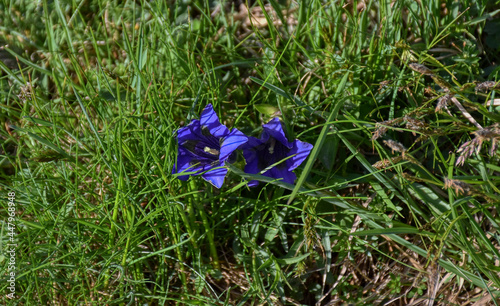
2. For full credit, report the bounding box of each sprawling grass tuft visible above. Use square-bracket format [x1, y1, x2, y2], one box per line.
[1, 0, 500, 304]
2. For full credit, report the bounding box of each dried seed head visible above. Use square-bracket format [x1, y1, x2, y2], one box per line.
[431, 75, 452, 91]
[378, 80, 390, 91]
[456, 139, 480, 166]
[372, 156, 404, 170]
[436, 94, 452, 113]
[443, 178, 471, 195]
[383, 139, 407, 154]
[404, 115, 426, 132]
[372, 118, 404, 140]
[382, 119, 402, 126]
[17, 82, 34, 102]
[415, 134, 429, 142]
[490, 138, 498, 157]
[475, 81, 498, 93]
[402, 154, 420, 165]
[372, 125, 388, 140]
[409, 63, 433, 75]
[455, 124, 500, 166]
[472, 125, 500, 140]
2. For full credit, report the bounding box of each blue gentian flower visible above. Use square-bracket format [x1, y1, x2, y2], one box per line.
[173, 104, 248, 188]
[241, 117, 313, 186]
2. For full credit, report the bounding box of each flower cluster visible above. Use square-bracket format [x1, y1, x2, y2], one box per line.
[455, 124, 500, 166]
[173, 104, 313, 188]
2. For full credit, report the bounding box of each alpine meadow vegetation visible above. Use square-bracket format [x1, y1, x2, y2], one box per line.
[1, 0, 500, 304]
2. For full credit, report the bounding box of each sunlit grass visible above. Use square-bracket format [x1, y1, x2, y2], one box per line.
[1, 0, 500, 304]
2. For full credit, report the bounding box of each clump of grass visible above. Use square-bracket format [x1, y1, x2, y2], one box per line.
[1, 0, 500, 305]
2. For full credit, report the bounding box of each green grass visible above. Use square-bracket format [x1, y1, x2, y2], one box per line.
[1, 0, 500, 304]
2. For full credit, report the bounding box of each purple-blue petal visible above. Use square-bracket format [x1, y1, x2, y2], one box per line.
[243, 147, 260, 175]
[287, 139, 313, 171]
[202, 163, 228, 188]
[173, 147, 203, 180]
[200, 104, 230, 138]
[268, 167, 296, 184]
[246, 180, 259, 187]
[173, 104, 250, 188]
[177, 119, 203, 143]
[243, 147, 297, 185]
[240, 118, 312, 186]
[261, 117, 292, 148]
[240, 135, 264, 151]
[219, 128, 248, 161]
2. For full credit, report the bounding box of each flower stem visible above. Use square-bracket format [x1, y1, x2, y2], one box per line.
[189, 180, 220, 271]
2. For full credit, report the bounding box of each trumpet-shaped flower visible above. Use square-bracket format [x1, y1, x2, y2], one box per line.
[173, 104, 248, 188]
[241, 117, 313, 186]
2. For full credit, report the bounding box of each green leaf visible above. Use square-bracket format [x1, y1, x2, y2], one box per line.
[351, 227, 434, 237]
[255, 104, 281, 117]
[287, 72, 350, 205]
[276, 252, 310, 265]
[250, 77, 316, 115]
[65, 219, 111, 233]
